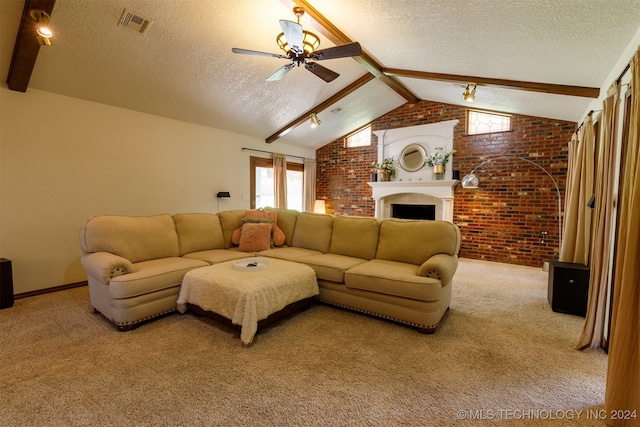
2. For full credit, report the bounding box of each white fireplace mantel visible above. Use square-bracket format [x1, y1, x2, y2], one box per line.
[368, 180, 458, 222]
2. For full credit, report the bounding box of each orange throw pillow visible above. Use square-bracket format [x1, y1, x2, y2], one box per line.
[238, 223, 273, 252]
[232, 209, 285, 246]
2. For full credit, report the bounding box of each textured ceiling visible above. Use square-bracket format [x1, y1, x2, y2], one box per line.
[2, 0, 640, 149]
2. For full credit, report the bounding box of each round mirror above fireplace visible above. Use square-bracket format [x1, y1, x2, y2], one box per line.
[399, 143, 427, 172]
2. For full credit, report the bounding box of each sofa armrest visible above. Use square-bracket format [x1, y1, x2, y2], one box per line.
[81, 252, 135, 284]
[417, 254, 458, 286]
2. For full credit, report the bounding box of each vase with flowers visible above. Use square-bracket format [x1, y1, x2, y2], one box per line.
[424, 147, 456, 180]
[372, 157, 396, 181]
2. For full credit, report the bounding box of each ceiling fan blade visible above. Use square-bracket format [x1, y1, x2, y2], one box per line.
[232, 48, 288, 59]
[266, 63, 295, 81]
[305, 62, 339, 83]
[312, 42, 362, 60]
[280, 20, 304, 55]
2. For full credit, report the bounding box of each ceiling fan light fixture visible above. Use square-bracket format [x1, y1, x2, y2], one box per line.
[276, 30, 320, 55]
[463, 84, 477, 102]
[310, 113, 322, 128]
[30, 9, 53, 45]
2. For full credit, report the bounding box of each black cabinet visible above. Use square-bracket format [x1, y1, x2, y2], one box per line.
[548, 261, 589, 317]
[0, 258, 14, 309]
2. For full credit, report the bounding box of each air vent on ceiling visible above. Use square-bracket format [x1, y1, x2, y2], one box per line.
[119, 9, 152, 35]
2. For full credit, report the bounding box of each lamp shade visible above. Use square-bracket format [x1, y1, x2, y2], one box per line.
[313, 200, 326, 214]
[461, 173, 479, 188]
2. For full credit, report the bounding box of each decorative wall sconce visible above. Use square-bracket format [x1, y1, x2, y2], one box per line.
[216, 191, 230, 213]
[310, 113, 322, 128]
[30, 9, 53, 46]
[462, 84, 476, 102]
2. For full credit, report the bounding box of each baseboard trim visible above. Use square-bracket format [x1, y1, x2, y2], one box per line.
[14, 281, 88, 300]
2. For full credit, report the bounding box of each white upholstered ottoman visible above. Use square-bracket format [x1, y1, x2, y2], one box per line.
[177, 258, 318, 344]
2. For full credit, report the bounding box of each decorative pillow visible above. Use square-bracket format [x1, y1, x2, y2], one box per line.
[231, 209, 285, 246]
[238, 222, 273, 252]
[232, 218, 272, 245]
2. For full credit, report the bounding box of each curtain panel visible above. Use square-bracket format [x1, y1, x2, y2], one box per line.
[576, 83, 620, 350]
[303, 158, 316, 212]
[273, 153, 287, 209]
[559, 117, 595, 264]
[605, 48, 640, 426]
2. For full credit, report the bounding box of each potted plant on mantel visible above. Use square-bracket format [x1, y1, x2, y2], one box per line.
[424, 147, 456, 180]
[372, 157, 396, 181]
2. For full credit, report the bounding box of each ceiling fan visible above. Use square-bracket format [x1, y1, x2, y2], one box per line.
[232, 7, 362, 83]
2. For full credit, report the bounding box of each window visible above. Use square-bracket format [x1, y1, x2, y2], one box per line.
[467, 110, 512, 135]
[345, 125, 371, 147]
[250, 157, 304, 211]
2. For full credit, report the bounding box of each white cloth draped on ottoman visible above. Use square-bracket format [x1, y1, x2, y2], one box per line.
[177, 258, 318, 344]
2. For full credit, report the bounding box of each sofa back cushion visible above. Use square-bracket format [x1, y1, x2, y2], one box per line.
[218, 210, 248, 248]
[375, 219, 460, 266]
[80, 214, 179, 263]
[291, 213, 334, 253]
[264, 207, 299, 246]
[173, 213, 225, 255]
[329, 216, 380, 260]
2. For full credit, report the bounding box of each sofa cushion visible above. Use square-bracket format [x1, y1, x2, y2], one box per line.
[291, 213, 334, 253]
[329, 216, 380, 260]
[109, 257, 208, 299]
[173, 213, 225, 256]
[296, 253, 367, 283]
[258, 247, 322, 262]
[264, 207, 299, 246]
[345, 259, 442, 302]
[239, 222, 273, 252]
[218, 210, 247, 248]
[375, 219, 460, 266]
[80, 214, 179, 263]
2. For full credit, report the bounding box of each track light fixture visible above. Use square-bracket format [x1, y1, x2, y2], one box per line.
[462, 84, 476, 102]
[30, 9, 53, 46]
[310, 113, 322, 128]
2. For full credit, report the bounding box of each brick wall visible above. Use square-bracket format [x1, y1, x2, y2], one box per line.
[315, 100, 576, 267]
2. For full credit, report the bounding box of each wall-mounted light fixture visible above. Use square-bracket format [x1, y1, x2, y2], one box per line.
[216, 191, 230, 213]
[462, 84, 476, 102]
[30, 9, 53, 46]
[310, 113, 322, 128]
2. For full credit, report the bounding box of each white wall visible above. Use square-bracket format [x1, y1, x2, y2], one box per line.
[0, 88, 314, 294]
[580, 26, 640, 121]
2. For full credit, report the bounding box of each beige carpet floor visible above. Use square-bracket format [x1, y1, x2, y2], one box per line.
[0, 258, 608, 426]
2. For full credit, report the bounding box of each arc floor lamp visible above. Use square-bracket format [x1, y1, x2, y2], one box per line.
[461, 156, 563, 253]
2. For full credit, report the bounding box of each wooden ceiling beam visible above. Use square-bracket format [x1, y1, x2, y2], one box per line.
[280, 0, 419, 104]
[6, 0, 56, 92]
[266, 73, 375, 143]
[382, 68, 600, 98]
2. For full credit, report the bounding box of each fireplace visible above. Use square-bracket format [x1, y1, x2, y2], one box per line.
[392, 204, 435, 220]
[368, 181, 457, 221]
[368, 120, 459, 222]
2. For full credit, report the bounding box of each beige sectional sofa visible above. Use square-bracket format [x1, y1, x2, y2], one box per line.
[79, 209, 460, 333]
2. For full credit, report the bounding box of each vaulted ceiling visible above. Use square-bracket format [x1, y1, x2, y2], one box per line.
[3, 0, 640, 149]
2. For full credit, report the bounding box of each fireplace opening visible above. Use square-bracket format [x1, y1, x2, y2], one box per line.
[391, 204, 436, 220]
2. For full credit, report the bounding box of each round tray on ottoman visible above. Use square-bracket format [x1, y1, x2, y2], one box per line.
[233, 257, 269, 271]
